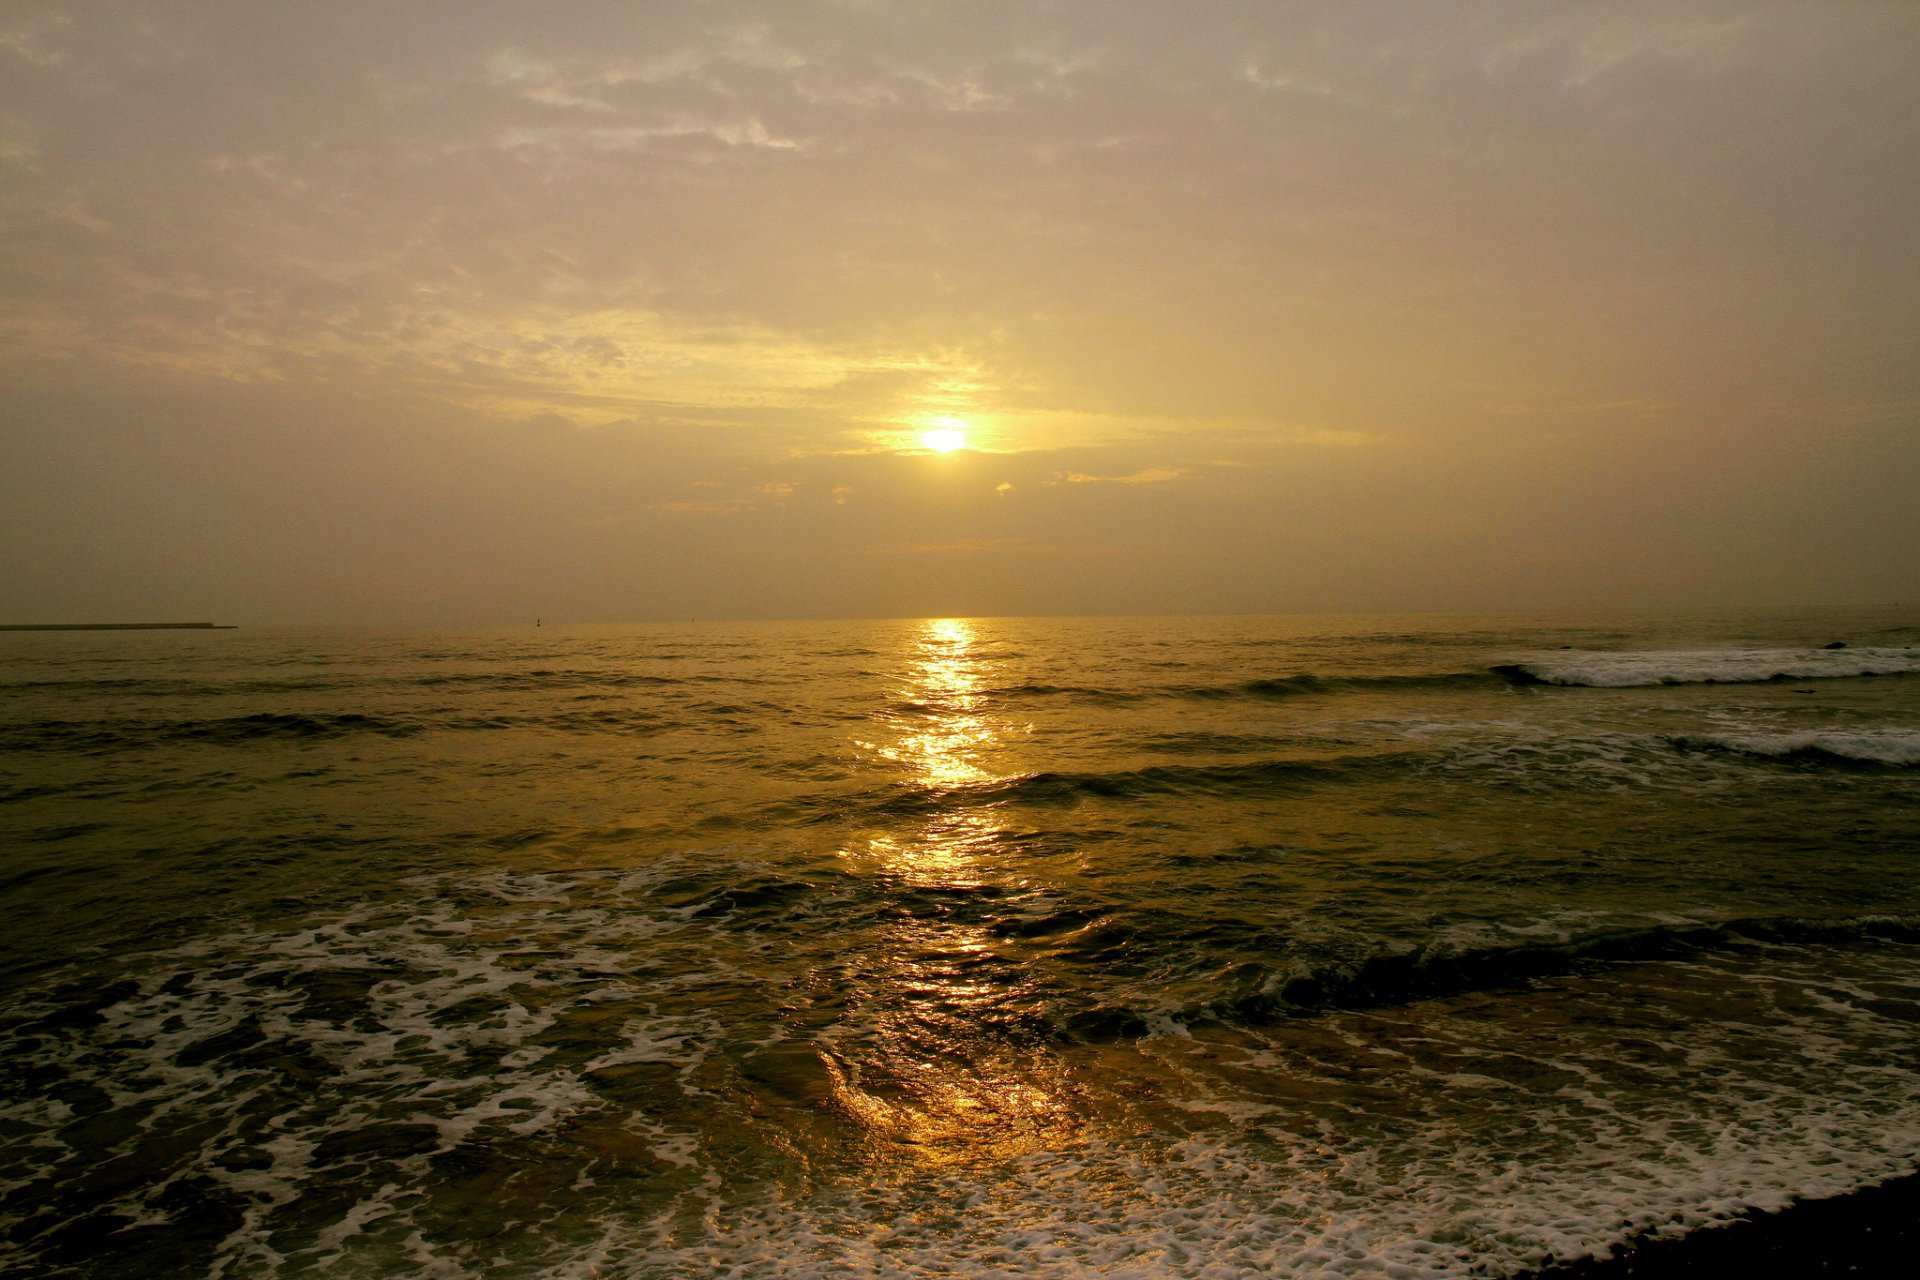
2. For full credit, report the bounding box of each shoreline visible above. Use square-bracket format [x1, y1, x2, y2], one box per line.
[1516, 1169, 1920, 1279]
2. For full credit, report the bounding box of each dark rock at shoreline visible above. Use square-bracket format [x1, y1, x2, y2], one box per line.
[1516, 1171, 1920, 1279]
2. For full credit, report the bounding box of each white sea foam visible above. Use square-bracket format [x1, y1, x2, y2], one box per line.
[1673, 728, 1920, 765]
[5, 871, 1919, 1280]
[580, 942, 1920, 1280]
[1509, 646, 1920, 687]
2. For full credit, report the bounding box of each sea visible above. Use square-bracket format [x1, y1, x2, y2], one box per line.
[3, 608, 1919, 1279]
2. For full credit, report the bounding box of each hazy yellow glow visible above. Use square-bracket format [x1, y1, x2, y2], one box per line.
[4, 7, 1917, 624]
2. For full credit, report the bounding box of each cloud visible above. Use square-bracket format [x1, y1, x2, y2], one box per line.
[1056, 466, 1188, 486]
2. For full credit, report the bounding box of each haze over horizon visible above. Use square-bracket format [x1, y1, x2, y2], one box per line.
[3, 1, 1917, 627]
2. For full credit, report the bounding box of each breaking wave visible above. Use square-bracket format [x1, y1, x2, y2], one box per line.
[1668, 729, 1920, 767]
[1496, 646, 1920, 688]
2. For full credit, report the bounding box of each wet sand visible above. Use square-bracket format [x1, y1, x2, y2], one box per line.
[1520, 1170, 1920, 1279]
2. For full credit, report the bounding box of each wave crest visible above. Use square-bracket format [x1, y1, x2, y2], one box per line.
[1496, 647, 1920, 688]
[1669, 730, 1920, 767]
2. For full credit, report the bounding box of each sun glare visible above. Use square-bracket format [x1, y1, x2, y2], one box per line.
[920, 418, 968, 453]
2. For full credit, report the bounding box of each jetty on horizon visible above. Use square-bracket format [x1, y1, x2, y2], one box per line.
[0, 622, 238, 632]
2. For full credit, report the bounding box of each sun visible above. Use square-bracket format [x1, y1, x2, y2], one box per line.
[920, 418, 968, 453]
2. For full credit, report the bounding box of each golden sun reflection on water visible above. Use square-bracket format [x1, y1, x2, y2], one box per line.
[889, 617, 994, 787]
[848, 618, 1026, 880]
[822, 1050, 1072, 1167]
[823, 619, 1076, 1166]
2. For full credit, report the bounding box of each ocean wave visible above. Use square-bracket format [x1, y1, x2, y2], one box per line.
[1496, 646, 1920, 688]
[980, 671, 1518, 704]
[978, 681, 1139, 702]
[1060, 914, 1920, 1037]
[840, 751, 1410, 819]
[411, 668, 702, 690]
[1668, 729, 1920, 767]
[1183, 672, 1512, 699]
[0, 711, 423, 752]
[6, 883, 1918, 1280]
[6, 855, 1920, 1280]
[0, 706, 682, 753]
[0, 668, 734, 699]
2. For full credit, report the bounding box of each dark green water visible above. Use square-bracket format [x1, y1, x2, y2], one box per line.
[3, 610, 1918, 1277]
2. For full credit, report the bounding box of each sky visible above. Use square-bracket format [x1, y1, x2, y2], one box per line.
[2, 1, 1916, 625]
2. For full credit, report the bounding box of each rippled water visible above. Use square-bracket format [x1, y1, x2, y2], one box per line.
[3, 609, 1919, 1277]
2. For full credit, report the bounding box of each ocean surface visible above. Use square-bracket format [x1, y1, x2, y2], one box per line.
[3, 609, 1919, 1278]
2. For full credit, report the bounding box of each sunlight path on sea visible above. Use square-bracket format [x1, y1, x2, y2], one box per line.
[826, 619, 1077, 1168]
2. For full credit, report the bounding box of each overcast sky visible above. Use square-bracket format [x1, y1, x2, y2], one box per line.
[2, 1, 1916, 624]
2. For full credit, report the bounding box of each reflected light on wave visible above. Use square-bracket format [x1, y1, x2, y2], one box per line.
[881, 618, 996, 789]
[827, 619, 1073, 1166]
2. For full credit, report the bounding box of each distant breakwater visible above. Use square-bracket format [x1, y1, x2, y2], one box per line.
[0, 622, 236, 631]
